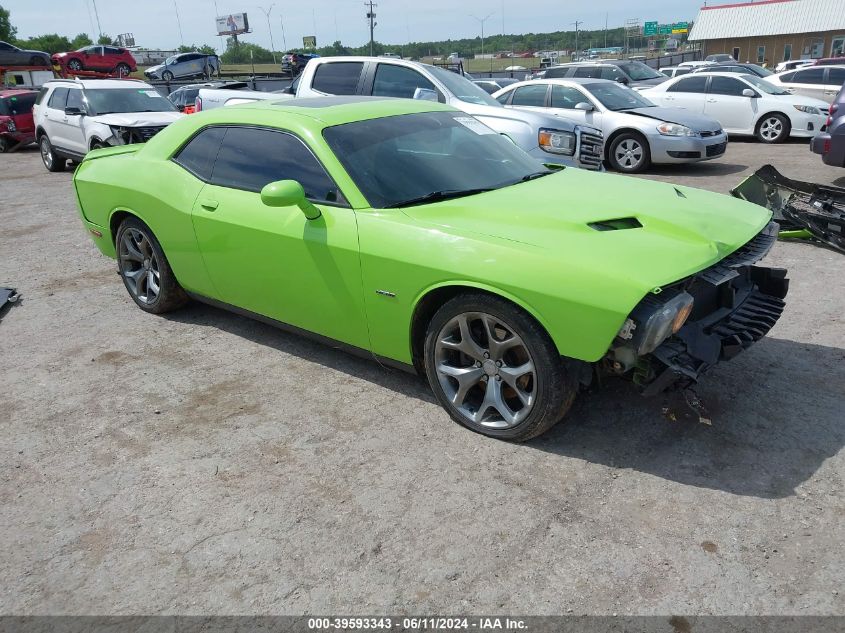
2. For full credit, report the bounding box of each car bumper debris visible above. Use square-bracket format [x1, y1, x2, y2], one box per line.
[731, 164, 845, 254]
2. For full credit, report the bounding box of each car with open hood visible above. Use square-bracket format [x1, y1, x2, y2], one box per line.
[33, 78, 183, 171]
[73, 97, 788, 441]
[493, 78, 727, 172]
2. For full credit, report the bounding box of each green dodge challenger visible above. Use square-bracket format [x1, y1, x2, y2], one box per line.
[73, 97, 788, 441]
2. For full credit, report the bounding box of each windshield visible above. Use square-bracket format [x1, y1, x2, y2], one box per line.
[583, 82, 655, 110]
[0, 93, 37, 116]
[84, 88, 177, 115]
[616, 61, 663, 80]
[323, 111, 549, 208]
[742, 74, 791, 95]
[428, 66, 501, 106]
[165, 55, 178, 65]
[745, 64, 773, 77]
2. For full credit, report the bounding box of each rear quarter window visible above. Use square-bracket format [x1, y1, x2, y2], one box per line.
[47, 87, 69, 109]
[312, 62, 364, 95]
[173, 126, 227, 181]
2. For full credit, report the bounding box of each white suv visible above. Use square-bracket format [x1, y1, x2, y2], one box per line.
[33, 78, 183, 172]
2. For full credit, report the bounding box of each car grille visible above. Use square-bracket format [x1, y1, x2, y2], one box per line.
[697, 221, 778, 285]
[578, 129, 603, 170]
[706, 141, 727, 157]
[700, 129, 722, 138]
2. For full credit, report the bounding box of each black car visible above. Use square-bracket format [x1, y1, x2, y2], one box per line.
[811, 83, 845, 168]
[692, 62, 773, 78]
[537, 60, 668, 88]
[0, 41, 50, 67]
[281, 52, 319, 76]
[167, 81, 249, 111]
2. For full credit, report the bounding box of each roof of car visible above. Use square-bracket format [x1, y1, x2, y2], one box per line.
[235, 95, 455, 126]
[43, 78, 151, 89]
[0, 88, 38, 97]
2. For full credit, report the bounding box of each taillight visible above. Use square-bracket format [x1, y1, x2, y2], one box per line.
[195, 96, 202, 112]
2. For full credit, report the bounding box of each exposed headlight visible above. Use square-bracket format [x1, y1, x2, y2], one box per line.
[793, 104, 821, 115]
[108, 126, 131, 145]
[6, 119, 16, 132]
[656, 122, 697, 137]
[538, 128, 576, 155]
[625, 292, 695, 355]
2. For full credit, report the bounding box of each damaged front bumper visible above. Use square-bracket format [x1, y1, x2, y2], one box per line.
[606, 221, 789, 395]
[107, 125, 167, 146]
[731, 164, 845, 254]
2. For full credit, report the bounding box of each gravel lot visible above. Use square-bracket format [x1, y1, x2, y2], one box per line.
[1, 138, 843, 616]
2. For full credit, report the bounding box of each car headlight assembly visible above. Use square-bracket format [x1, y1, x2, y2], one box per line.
[656, 122, 697, 137]
[793, 104, 821, 115]
[109, 126, 132, 145]
[6, 119, 16, 132]
[538, 128, 576, 155]
[623, 291, 695, 355]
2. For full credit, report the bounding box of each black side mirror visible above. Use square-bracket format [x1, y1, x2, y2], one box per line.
[617, 76, 629, 85]
[64, 106, 84, 116]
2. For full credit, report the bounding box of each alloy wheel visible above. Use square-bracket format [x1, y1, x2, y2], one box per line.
[614, 138, 644, 170]
[118, 228, 161, 304]
[759, 117, 784, 142]
[434, 312, 536, 429]
[68, 59, 82, 71]
[40, 138, 52, 168]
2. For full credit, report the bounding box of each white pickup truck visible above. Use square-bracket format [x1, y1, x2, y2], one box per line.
[195, 87, 292, 112]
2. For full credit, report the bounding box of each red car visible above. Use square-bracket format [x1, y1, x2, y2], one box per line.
[52, 45, 137, 76]
[0, 88, 37, 152]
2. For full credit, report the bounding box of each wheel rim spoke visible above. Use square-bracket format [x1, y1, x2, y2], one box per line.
[437, 363, 485, 406]
[498, 361, 535, 407]
[473, 377, 516, 426]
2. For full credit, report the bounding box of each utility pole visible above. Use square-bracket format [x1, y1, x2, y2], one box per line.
[470, 13, 494, 59]
[279, 14, 287, 51]
[173, 0, 185, 47]
[257, 5, 277, 63]
[91, 0, 103, 39]
[365, 1, 377, 56]
[212, 0, 224, 53]
[572, 20, 582, 60]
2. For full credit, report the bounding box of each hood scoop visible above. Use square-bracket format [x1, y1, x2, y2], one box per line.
[589, 217, 643, 231]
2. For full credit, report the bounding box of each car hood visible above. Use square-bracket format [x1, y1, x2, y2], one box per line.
[631, 76, 669, 87]
[91, 112, 183, 126]
[623, 106, 722, 131]
[401, 168, 771, 289]
[145, 64, 164, 74]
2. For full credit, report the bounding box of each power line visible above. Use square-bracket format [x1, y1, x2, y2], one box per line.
[257, 5, 277, 63]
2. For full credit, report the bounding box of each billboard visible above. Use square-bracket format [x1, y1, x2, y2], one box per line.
[216, 13, 250, 36]
[303, 36, 317, 49]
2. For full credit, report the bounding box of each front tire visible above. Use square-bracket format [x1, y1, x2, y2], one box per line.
[608, 132, 651, 173]
[115, 63, 131, 77]
[0, 136, 9, 153]
[67, 58, 83, 71]
[116, 217, 188, 314]
[756, 114, 790, 143]
[39, 135, 66, 172]
[162, 70, 174, 81]
[423, 293, 578, 441]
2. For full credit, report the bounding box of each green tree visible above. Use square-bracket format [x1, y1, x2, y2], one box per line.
[0, 4, 16, 41]
[70, 33, 92, 49]
[177, 44, 217, 55]
[221, 40, 274, 64]
[97, 34, 112, 45]
[16, 33, 71, 53]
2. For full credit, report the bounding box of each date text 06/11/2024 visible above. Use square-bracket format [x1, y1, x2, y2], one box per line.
[307, 617, 528, 630]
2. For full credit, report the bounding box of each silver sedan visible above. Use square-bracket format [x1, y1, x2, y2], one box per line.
[493, 78, 728, 173]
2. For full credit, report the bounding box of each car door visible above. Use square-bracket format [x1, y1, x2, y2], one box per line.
[660, 75, 708, 112]
[547, 83, 601, 128]
[704, 75, 756, 133]
[785, 67, 827, 99]
[42, 87, 69, 147]
[368, 62, 439, 99]
[59, 87, 89, 154]
[185, 125, 370, 350]
[306, 61, 366, 96]
[824, 68, 845, 100]
[505, 83, 550, 114]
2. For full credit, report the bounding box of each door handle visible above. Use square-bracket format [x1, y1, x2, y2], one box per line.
[706, 98, 716, 102]
[199, 199, 219, 211]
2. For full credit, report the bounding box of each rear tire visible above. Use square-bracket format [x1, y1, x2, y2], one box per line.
[39, 135, 66, 172]
[67, 58, 83, 71]
[162, 70, 174, 81]
[607, 132, 651, 173]
[423, 293, 578, 441]
[756, 113, 790, 143]
[115, 217, 188, 314]
[0, 137, 9, 153]
[115, 63, 131, 77]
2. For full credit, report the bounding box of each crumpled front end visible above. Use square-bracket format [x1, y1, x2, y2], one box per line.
[605, 221, 789, 395]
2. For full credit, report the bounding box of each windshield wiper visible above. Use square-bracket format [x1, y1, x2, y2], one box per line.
[385, 188, 494, 208]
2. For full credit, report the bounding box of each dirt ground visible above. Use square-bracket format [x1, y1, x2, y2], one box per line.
[1, 138, 843, 616]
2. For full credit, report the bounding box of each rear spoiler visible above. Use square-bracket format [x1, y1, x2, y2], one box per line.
[731, 164, 845, 254]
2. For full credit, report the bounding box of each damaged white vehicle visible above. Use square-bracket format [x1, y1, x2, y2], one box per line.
[33, 78, 183, 172]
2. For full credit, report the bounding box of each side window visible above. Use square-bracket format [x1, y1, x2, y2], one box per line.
[47, 87, 69, 109]
[0, 42, 12, 51]
[66, 88, 85, 111]
[779, 71, 795, 82]
[573, 66, 601, 78]
[793, 68, 826, 84]
[827, 68, 845, 86]
[709, 76, 748, 96]
[510, 84, 548, 107]
[105, 47, 120, 55]
[668, 76, 708, 93]
[312, 62, 364, 95]
[599, 66, 624, 81]
[550, 85, 589, 109]
[35, 86, 49, 105]
[495, 91, 511, 105]
[372, 64, 436, 98]
[543, 67, 569, 79]
[173, 127, 227, 181]
[211, 127, 344, 204]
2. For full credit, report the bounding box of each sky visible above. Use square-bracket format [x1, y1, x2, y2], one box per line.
[5, 0, 708, 51]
